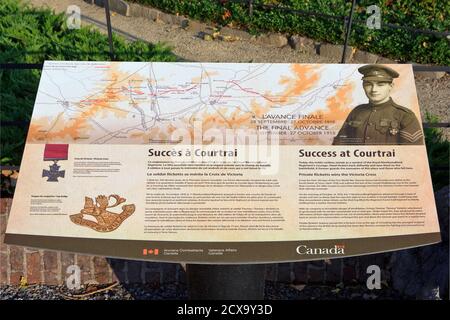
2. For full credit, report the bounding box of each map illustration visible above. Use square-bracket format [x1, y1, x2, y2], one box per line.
[27, 61, 418, 145]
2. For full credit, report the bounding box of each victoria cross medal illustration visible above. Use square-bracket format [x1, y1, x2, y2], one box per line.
[42, 144, 69, 182]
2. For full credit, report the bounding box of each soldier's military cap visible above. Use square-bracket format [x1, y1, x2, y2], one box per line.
[358, 64, 399, 82]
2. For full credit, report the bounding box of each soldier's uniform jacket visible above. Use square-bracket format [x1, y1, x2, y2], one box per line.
[332, 98, 424, 145]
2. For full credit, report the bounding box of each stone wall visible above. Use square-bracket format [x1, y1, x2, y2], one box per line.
[1, 198, 392, 286]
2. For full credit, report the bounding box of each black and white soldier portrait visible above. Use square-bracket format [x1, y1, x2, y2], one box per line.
[333, 64, 424, 145]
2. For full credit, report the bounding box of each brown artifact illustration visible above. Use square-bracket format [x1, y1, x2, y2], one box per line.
[70, 195, 135, 232]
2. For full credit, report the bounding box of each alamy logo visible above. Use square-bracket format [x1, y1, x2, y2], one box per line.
[296, 244, 345, 255]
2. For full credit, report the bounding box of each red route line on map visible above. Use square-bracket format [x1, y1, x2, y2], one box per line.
[79, 79, 280, 106]
[80, 84, 201, 102]
[227, 80, 281, 103]
[147, 84, 200, 97]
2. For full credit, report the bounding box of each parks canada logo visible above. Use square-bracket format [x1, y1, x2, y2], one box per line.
[296, 244, 345, 255]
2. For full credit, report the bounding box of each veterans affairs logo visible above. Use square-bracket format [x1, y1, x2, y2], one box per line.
[70, 194, 135, 232]
[42, 144, 69, 182]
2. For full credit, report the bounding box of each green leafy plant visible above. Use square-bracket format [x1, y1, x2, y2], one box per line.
[424, 112, 450, 191]
[0, 0, 177, 172]
[129, 0, 450, 65]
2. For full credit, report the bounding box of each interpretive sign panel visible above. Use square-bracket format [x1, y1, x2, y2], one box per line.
[5, 61, 440, 263]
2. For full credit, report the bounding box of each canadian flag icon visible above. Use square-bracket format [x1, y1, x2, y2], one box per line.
[143, 248, 159, 256]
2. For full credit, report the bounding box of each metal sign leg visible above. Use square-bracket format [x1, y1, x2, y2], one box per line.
[186, 264, 267, 300]
[341, 0, 357, 63]
[104, 0, 115, 60]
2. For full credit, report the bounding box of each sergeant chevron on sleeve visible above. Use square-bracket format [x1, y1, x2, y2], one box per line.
[333, 64, 424, 145]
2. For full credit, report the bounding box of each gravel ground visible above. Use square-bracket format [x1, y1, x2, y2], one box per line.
[415, 76, 450, 123]
[0, 281, 406, 300]
[415, 76, 449, 140]
[27, 0, 330, 64]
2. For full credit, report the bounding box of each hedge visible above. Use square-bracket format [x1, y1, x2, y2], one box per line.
[0, 0, 176, 170]
[129, 0, 450, 65]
